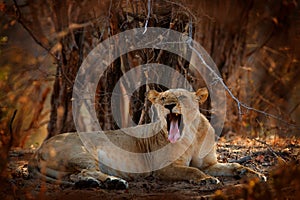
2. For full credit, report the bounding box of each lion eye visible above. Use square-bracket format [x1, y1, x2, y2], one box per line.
[161, 97, 166, 101]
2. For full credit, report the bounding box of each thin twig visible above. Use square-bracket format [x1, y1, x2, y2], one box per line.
[163, 0, 197, 21]
[9, 110, 17, 136]
[289, 102, 300, 115]
[254, 138, 287, 163]
[143, 0, 151, 34]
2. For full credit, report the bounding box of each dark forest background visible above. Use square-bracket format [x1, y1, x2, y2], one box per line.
[0, 0, 300, 174]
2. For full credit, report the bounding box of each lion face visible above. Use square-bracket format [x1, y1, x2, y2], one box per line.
[147, 88, 208, 143]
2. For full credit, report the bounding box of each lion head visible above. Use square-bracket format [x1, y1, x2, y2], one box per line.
[147, 88, 208, 143]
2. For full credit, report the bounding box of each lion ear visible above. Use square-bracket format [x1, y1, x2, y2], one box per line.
[147, 90, 160, 103]
[195, 87, 208, 104]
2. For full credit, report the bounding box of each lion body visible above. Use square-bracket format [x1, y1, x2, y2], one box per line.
[29, 88, 266, 189]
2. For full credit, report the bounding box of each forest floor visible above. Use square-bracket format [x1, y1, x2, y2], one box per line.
[1, 135, 300, 200]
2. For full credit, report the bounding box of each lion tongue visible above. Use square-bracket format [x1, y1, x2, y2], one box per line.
[168, 119, 180, 143]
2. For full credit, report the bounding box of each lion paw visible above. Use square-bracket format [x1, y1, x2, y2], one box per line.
[74, 177, 102, 188]
[104, 177, 128, 190]
[191, 177, 220, 185]
[235, 167, 267, 182]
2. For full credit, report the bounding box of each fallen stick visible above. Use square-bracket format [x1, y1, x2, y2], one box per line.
[228, 155, 252, 164]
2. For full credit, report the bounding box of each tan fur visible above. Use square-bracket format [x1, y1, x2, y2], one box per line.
[29, 88, 266, 189]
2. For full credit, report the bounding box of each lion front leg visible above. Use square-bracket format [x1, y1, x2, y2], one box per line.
[203, 162, 267, 182]
[154, 165, 220, 185]
[69, 154, 128, 189]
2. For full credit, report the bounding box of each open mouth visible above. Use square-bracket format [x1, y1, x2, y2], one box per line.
[166, 113, 183, 143]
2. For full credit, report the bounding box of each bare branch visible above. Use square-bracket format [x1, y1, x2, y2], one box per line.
[186, 39, 300, 129]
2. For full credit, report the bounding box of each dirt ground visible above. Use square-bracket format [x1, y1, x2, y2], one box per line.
[1, 135, 300, 200]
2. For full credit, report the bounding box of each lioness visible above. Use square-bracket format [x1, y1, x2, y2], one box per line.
[29, 88, 266, 189]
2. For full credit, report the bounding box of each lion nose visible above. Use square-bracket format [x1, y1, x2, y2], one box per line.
[164, 104, 176, 111]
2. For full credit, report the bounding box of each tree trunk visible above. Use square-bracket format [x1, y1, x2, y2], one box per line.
[12, 0, 300, 139]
